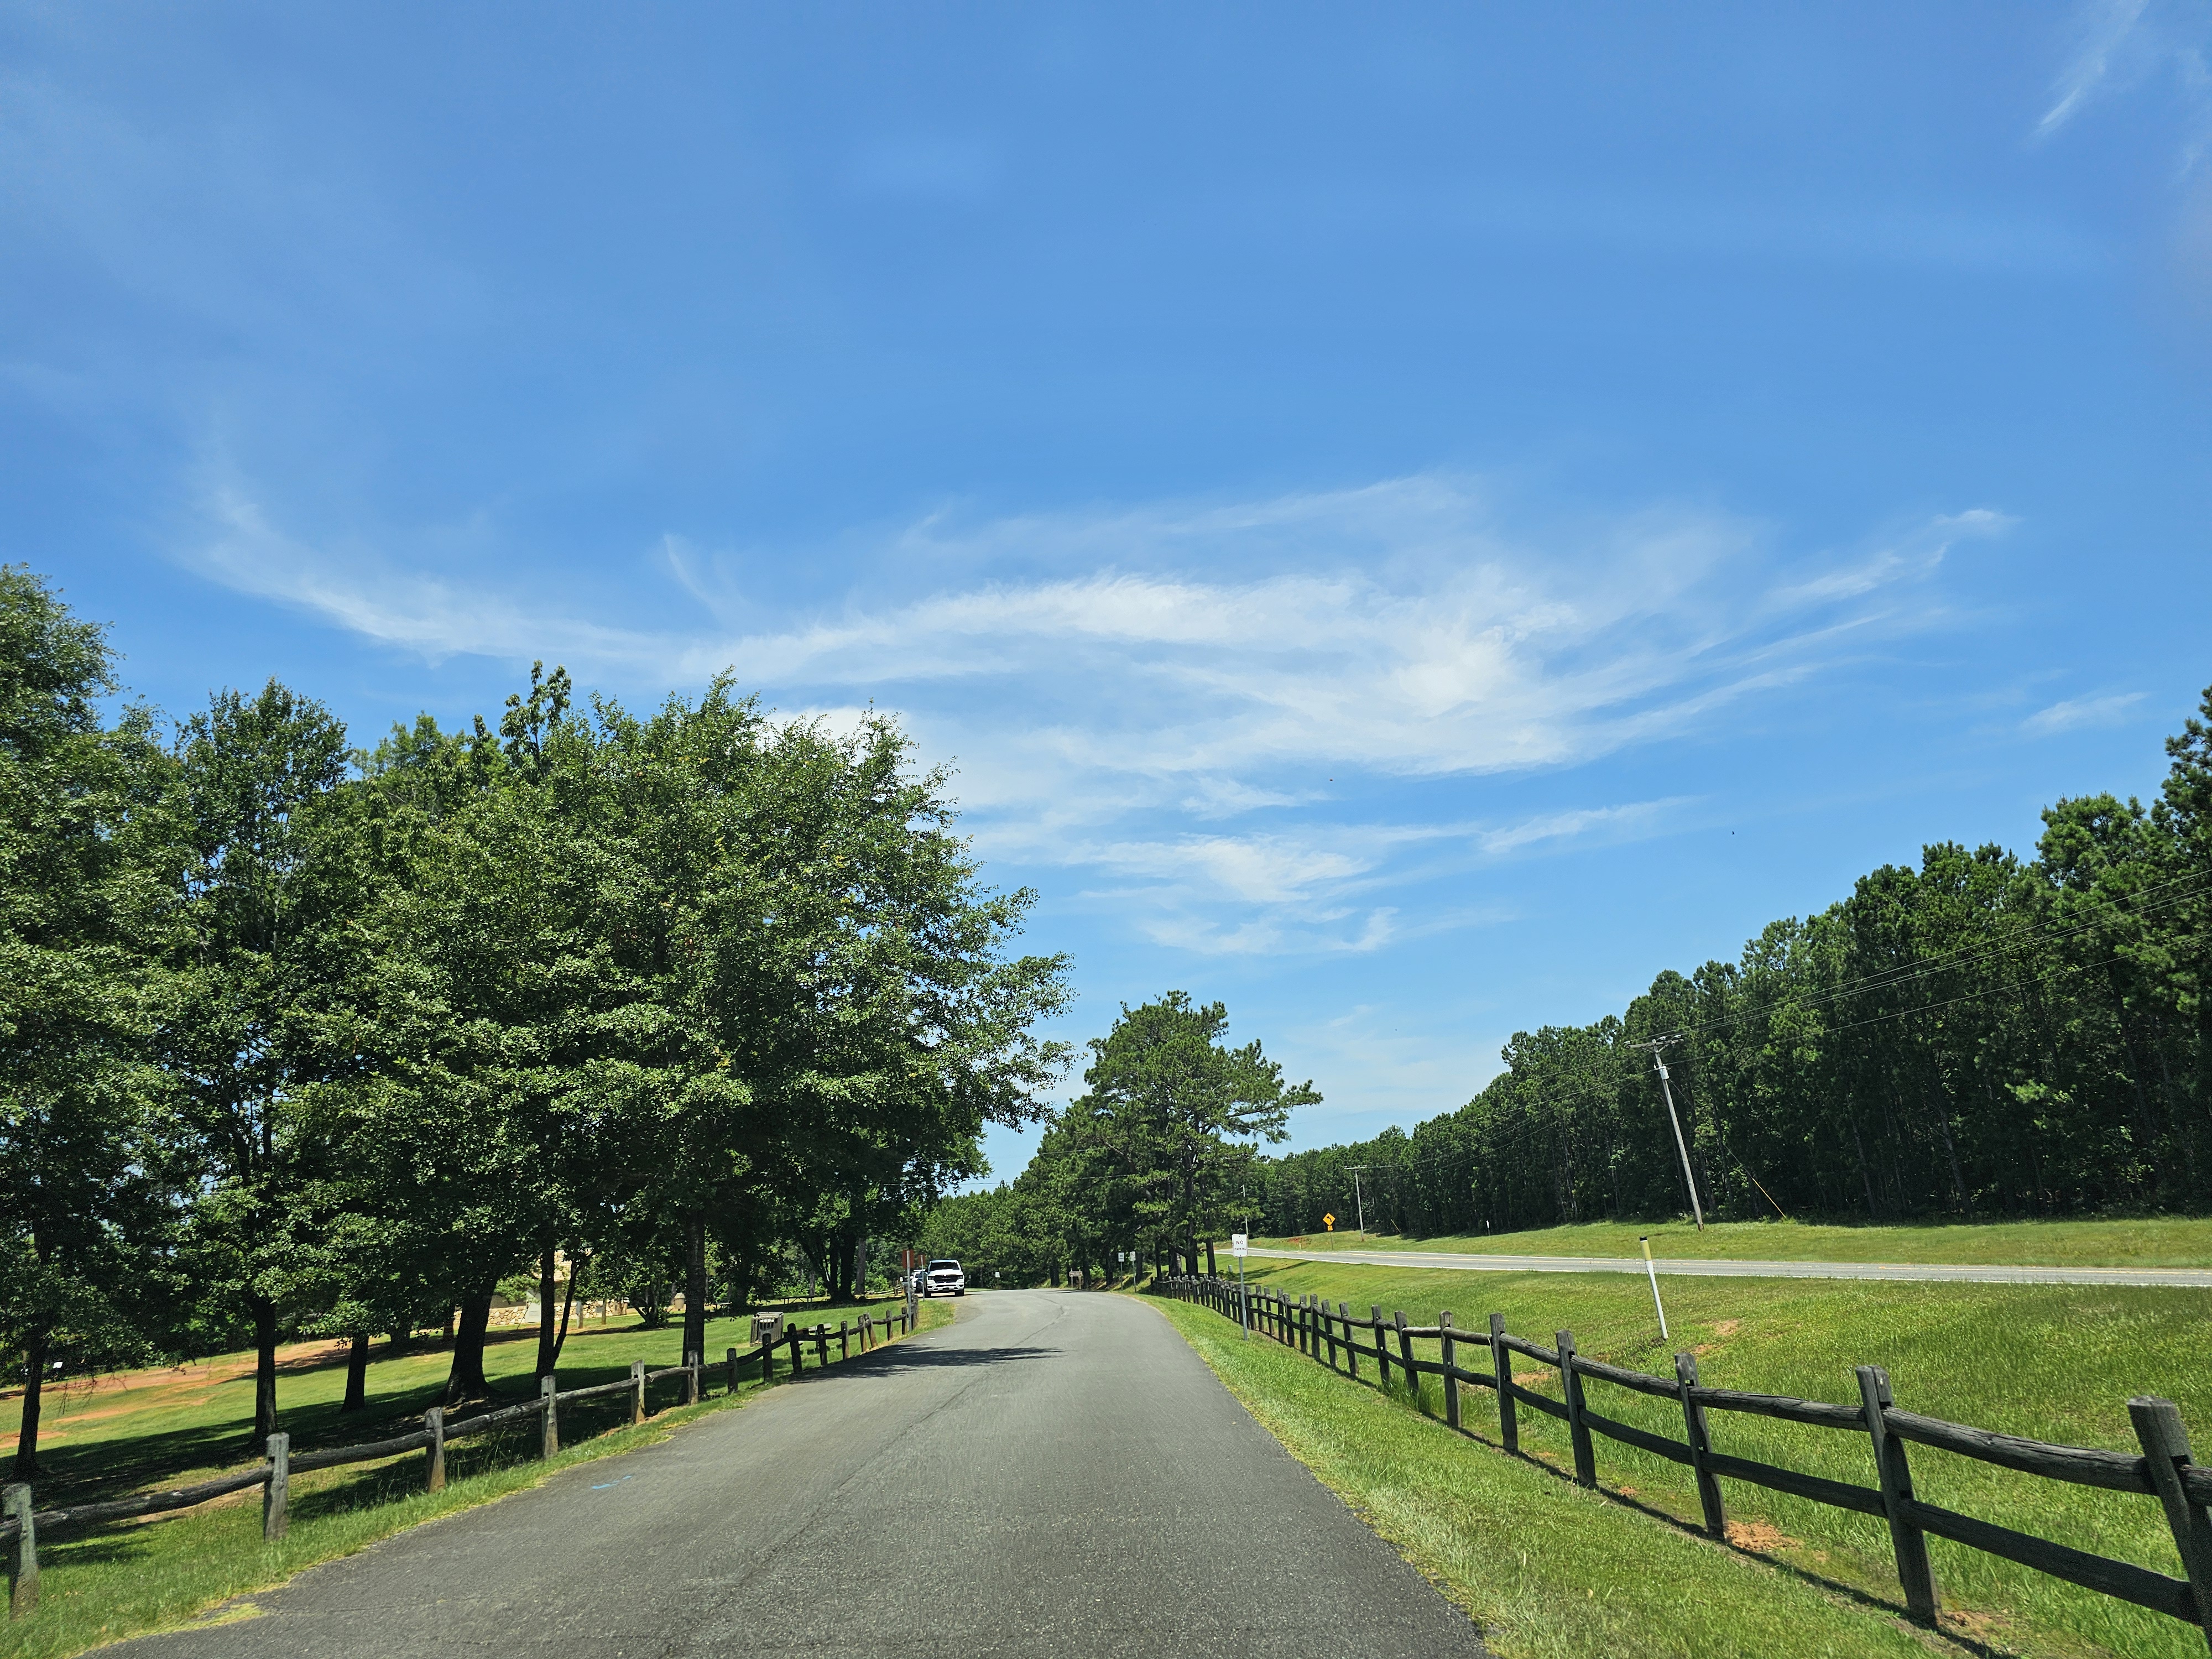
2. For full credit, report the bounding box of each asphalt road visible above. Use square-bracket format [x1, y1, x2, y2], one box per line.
[123, 1292, 1490, 1658]
[1243, 1245, 2212, 1287]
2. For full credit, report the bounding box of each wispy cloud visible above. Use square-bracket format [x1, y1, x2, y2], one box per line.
[2023, 691, 2147, 734]
[180, 469, 2004, 956]
[2041, 0, 2154, 137]
[197, 482, 661, 664]
[2037, 0, 2212, 169]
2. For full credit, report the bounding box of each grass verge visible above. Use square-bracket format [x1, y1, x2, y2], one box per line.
[2, 1298, 953, 1659]
[1149, 1291, 1950, 1659]
[1254, 1215, 2212, 1268]
[1183, 1261, 2212, 1658]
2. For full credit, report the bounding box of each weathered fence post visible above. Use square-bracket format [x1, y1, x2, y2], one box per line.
[726, 1347, 739, 1394]
[424, 1406, 446, 1491]
[4, 1482, 36, 1619]
[839, 1321, 849, 1361]
[787, 1326, 804, 1376]
[1395, 1312, 1417, 1398]
[685, 1352, 701, 1406]
[1556, 1331, 1595, 1486]
[1674, 1352, 1725, 1537]
[813, 1326, 828, 1368]
[1339, 1303, 1359, 1380]
[1489, 1313, 1517, 1452]
[1440, 1312, 1460, 1430]
[1371, 1306, 1391, 1387]
[2130, 1396, 2212, 1643]
[1857, 1365, 1939, 1625]
[540, 1375, 559, 1457]
[630, 1358, 646, 1424]
[263, 1432, 290, 1542]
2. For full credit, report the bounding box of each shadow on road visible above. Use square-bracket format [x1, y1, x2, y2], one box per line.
[783, 1340, 1061, 1380]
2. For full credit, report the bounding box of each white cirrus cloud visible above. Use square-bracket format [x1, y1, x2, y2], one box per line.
[2023, 691, 2147, 735]
[179, 469, 2007, 956]
[2035, 0, 2212, 169]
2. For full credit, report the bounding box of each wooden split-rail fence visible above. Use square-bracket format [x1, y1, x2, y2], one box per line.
[1, 1303, 912, 1620]
[1162, 1274, 2212, 1648]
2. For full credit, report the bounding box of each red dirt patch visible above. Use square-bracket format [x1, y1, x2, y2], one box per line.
[1724, 1520, 1798, 1551]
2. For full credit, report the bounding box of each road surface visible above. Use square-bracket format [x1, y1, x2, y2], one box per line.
[123, 1292, 1490, 1658]
[1243, 1245, 2212, 1288]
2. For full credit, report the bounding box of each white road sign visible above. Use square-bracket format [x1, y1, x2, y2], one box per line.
[1232, 1233, 1248, 1257]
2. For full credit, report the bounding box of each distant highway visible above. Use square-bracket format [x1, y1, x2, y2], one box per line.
[1241, 1245, 2212, 1288]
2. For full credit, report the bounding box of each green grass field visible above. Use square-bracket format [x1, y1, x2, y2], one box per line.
[1, 1297, 950, 1659]
[1172, 1258, 2212, 1659]
[1256, 1214, 2212, 1267]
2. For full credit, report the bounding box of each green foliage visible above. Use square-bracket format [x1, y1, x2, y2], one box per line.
[0, 567, 1068, 1472]
[0, 567, 181, 1477]
[1254, 689, 2212, 1237]
[939, 993, 1316, 1282]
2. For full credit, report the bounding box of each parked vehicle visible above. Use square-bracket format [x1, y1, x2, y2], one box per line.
[924, 1258, 966, 1297]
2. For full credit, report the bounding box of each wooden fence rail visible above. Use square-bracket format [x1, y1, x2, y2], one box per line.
[1159, 1272, 2212, 1648]
[2, 1303, 914, 1621]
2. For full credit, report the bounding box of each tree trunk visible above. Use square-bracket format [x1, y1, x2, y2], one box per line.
[446, 1291, 494, 1402]
[341, 1331, 370, 1412]
[535, 1244, 559, 1378]
[251, 1294, 281, 1444]
[13, 1328, 47, 1479]
[682, 1209, 708, 1368]
[550, 1256, 583, 1369]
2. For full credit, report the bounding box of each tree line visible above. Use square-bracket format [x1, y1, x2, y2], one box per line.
[922, 992, 1317, 1285]
[935, 686, 2212, 1266]
[2, 565, 1071, 1477]
[1251, 687, 2212, 1239]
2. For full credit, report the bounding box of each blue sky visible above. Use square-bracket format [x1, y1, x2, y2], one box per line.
[6, 3, 2210, 1180]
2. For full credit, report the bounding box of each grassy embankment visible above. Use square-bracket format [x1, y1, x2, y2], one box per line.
[1, 1297, 952, 1659]
[1165, 1249, 2212, 1659]
[1255, 1215, 2212, 1267]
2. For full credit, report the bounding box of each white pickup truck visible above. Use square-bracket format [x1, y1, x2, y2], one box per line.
[923, 1258, 966, 1297]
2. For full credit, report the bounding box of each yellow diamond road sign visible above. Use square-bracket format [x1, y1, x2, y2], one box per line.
[1323, 1213, 1335, 1229]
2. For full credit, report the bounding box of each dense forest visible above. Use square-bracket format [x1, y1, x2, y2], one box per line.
[1251, 687, 2212, 1239]
[933, 684, 2212, 1281]
[1, 565, 1070, 1477]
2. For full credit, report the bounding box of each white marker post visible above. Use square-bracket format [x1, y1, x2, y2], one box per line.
[1232, 1233, 1249, 1339]
[1640, 1235, 1669, 1340]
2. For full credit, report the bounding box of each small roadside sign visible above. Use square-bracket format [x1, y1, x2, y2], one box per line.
[1323, 1213, 1335, 1231]
[1232, 1233, 1248, 1257]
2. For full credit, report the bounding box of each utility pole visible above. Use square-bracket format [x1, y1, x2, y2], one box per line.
[1350, 1167, 1371, 1239]
[1632, 1036, 1704, 1231]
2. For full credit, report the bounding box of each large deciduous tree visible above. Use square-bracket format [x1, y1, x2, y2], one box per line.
[163, 680, 357, 1443]
[0, 568, 178, 1478]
